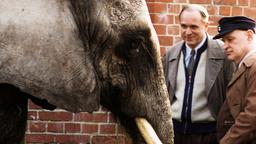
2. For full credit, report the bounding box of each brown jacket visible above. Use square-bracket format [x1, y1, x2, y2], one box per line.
[217, 53, 256, 144]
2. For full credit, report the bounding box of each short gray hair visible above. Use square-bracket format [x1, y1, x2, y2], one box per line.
[179, 4, 209, 23]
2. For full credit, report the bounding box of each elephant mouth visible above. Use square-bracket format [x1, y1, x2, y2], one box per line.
[135, 117, 163, 144]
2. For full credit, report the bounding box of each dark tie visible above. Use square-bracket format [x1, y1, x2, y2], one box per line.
[187, 49, 195, 76]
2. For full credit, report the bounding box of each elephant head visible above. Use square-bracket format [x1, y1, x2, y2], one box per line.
[0, 0, 173, 143]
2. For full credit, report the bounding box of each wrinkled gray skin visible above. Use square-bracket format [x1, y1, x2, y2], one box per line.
[0, 0, 173, 143]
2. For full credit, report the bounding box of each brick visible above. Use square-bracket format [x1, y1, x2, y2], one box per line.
[29, 122, 46, 132]
[209, 16, 222, 26]
[27, 111, 38, 120]
[146, 0, 174, 2]
[25, 134, 54, 143]
[167, 4, 181, 14]
[232, 7, 243, 15]
[208, 27, 218, 36]
[154, 24, 167, 35]
[74, 112, 93, 121]
[39, 111, 73, 121]
[174, 0, 187, 3]
[220, 6, 231, 16]
[55, 135, 90, 143]
[74, 113, 108, 122]
[100, 124, 116, 134]
[82, 124, 98, 133]
[92, 136, 125, 144]
[214, 0, 237, 5]
[167, 25, 180, 35]
[150, 13, 174, 24]
[65, 123, 81, 133]
[189, 0, 211, 4]
[238, 0, 249, 6]
[174, 15, 180, 24]
[251, 0, 256, 7]
[158, 36, 173, 46]
[244, 8, 256, 19]
[207, 6, 218, 15]
[47, 123, 64, 133]
[147, 3, 167, 13]
[93, 113, 108, 122]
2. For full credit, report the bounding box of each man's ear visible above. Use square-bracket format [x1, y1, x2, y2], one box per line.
[204, 22, 209, 31]
[247, 29, 254, 41]
[204, 21, 209, 31]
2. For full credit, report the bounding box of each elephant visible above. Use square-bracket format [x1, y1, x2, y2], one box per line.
[0, 0, 173, 143]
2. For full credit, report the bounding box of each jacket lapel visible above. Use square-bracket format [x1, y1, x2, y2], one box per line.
[228, 62, 246, 87]
[205, 38, 226, 96]
[228, 53, 256, 87]
[167, 42, 183, 95]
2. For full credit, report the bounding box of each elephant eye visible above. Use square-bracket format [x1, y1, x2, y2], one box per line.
[114, 28, 151, 61]
[128, 40, 141, 57]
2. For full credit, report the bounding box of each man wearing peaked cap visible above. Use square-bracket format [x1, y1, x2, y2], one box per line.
[213, 16, 256, 39]
[214, 16, 256, 144]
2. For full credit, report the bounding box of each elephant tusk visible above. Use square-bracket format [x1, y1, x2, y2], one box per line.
[135, 117, 163, 144]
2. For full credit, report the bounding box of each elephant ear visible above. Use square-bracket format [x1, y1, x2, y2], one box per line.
[0, 1, 100, 113]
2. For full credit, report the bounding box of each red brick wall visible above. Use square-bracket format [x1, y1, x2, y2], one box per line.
[25, 0, 256, 143]
[147, 0, 256, 56]
[26, 101, 126, 143]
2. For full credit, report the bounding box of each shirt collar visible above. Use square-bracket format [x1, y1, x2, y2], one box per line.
[185, 33, 207, 58]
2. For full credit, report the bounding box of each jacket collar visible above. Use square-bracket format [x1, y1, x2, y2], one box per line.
[228, 53, 256, 87]
[168, 42, 183, 62]
[167, 35, 226, 96]
[168, 35, 225, 61]
[205, 36, 226, 96]
[243, 52, 256, 67]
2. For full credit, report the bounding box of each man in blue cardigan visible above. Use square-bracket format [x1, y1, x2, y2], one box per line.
[163, 4, 234, 144]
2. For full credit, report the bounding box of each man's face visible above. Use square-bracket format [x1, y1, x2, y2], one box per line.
[180, 10, 208, 48]
[222, 30, 251, 63]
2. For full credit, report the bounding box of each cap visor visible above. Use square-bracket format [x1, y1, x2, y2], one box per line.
[213, 30, 233, 39]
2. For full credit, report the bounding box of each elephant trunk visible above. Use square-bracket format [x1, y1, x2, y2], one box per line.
[141, 76, 174, 144]
[146, 97, 174, 144]
[126, 81, 173, 144]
